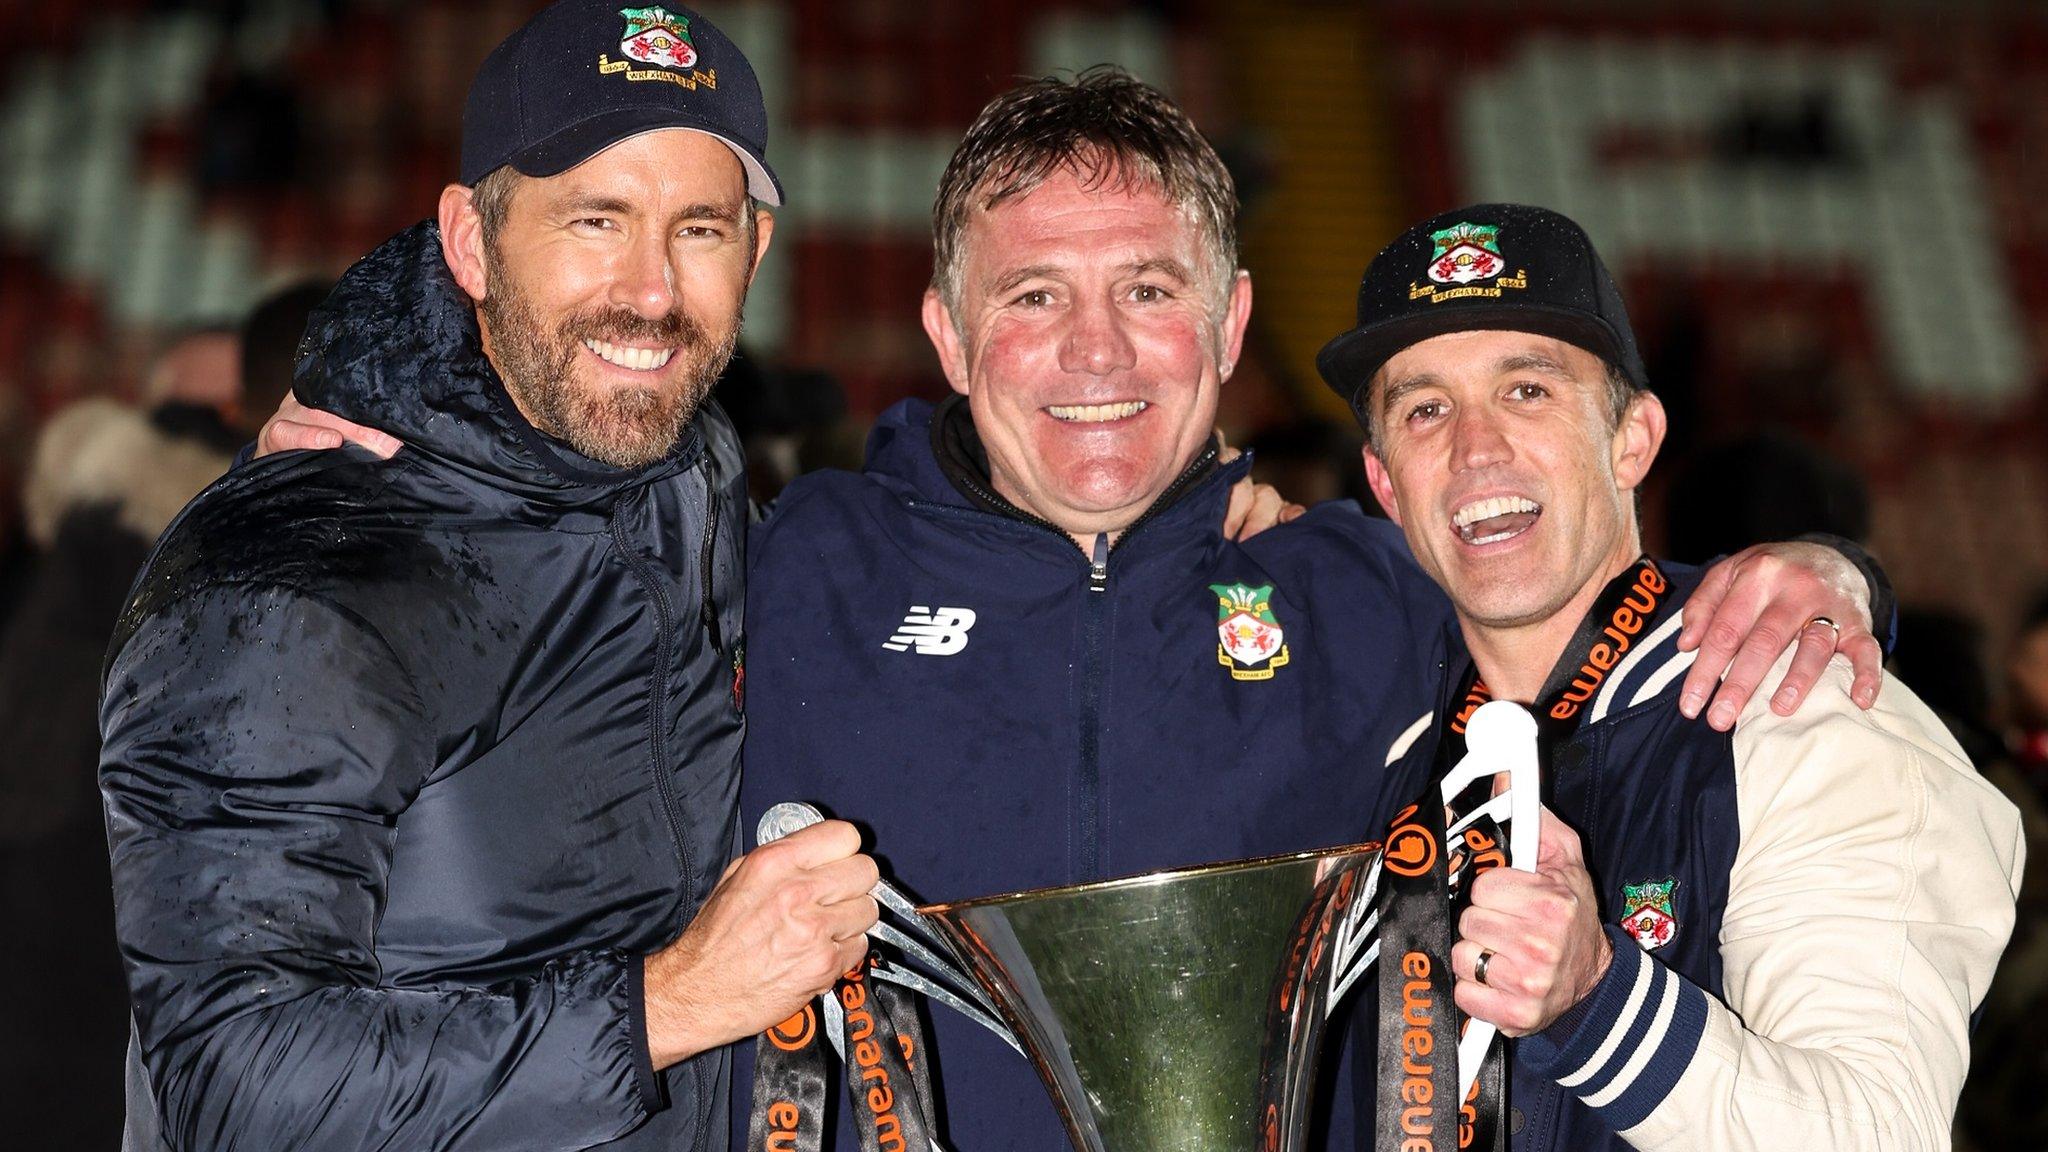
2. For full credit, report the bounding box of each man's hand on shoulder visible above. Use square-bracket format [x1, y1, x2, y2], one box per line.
[1675, 541, 1884, 731]
[641, 819, 879, 1069]
[1217, 431, 1305, 541]
[256, 393, 406, 460]
[1454, 807, 1610, 1037]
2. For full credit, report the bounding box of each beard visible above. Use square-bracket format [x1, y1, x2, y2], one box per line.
[478, 254, 741, 469]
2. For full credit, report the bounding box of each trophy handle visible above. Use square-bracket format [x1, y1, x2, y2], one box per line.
[756, 802, 1026, 1057]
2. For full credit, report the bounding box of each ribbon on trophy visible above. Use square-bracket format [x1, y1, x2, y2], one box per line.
[1351, 555, 1670, 1150]
[1320, 692, 1541, 1151]
[749, 803, 1024, 1152]
[750, 950, 943, 1152]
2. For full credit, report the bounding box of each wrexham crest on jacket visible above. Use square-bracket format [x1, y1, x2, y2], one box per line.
[1211, 582, 1290, 681]
[618, 6, 697, 69]
[1620, 878, 1678, 952]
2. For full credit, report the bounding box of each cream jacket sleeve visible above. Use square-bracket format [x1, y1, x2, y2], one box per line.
[1530, 655, 2023, 1151]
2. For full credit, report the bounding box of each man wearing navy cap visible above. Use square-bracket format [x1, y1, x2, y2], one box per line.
[1320, 204, 2023, 1150]
[99, 4, 877, 1150]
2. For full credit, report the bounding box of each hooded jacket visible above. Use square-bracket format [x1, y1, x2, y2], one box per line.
[99, 222, 749, 1152]
[735, 396, 1455, 1151]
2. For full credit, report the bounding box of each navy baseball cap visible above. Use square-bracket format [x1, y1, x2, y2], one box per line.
[1316, 204, 1646, 420]
[460, 0, 783, 205]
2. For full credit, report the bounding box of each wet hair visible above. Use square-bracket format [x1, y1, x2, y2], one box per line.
[931, 66, 1238, 319]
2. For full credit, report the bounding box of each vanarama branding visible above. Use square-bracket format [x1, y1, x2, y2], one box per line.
[1549, 560, 1666, 722]
[766, 1003, 816, 1052]
[840, 969, 907, 1152]
[761, 1099, 801, 1152]
[1447, 677, 1492, 737]
[1400, 950, 1440, 1150]
[1384, 803, 1440, 879]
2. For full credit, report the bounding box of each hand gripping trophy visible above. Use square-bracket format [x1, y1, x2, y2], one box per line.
[752, 702, 1541, 1152]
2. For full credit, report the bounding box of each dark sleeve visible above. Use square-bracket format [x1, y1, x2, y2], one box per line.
[1794, 532, 1896, 653]
[100, 584, 662, 1152]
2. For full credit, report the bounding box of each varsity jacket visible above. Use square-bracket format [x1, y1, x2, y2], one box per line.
[99, 222, 749, 1152]
[1379, 564, 2024, 1152]
[736, 395, 1454, 1151]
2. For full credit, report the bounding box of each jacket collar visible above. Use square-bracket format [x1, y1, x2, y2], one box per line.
[913, 393, 1232, 545]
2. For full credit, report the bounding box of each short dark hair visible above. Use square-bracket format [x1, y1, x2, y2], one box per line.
[931, 66, 1238, 317]
[1361, 354, 1639, 457]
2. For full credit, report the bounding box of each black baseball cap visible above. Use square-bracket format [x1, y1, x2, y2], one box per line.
[1316, 204, 1646, 420]
[460, 0, 783, 205]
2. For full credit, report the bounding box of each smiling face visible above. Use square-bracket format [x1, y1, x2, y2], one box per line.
[440, 128, 773, 467]
[921, 167, 1250, 543]
[1362, 329, 1664, 645]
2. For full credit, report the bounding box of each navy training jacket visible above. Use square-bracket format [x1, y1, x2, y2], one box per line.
[735, 397, 1458, 1151]
[99, 222, 749, 1151]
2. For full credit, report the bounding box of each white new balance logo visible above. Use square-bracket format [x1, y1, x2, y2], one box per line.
[882, 606, 978, 655]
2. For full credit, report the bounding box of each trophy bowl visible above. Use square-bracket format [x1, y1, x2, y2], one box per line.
[918, 843, 1381, 1152]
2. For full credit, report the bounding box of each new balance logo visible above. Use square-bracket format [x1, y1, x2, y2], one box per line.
[882, 606, 977, 655]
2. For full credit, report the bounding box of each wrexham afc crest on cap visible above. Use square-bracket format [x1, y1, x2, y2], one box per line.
[1428, 222, 1505, 285]
[1211, 583, 1290, 681]
[619, 6, 697, 69]
[1620, 878, 1678, 952]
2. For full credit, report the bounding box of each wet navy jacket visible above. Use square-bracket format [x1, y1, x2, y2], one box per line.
[735, 396, 1454, 1151]
[1372, 567, 2023, 1152]
[99, 222, 749, 1152]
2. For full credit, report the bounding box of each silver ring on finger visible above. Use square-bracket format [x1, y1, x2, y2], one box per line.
[1474, 948, 1495, 987]
[1806, 615, 1839, 636]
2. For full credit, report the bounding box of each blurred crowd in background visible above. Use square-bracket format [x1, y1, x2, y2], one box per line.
[1, 0, 2045, 1146]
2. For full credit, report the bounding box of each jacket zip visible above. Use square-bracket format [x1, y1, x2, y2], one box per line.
[608, 495, 695, 904]
[924, 446, 1224, 882]
[1077, 532, 1109, 877]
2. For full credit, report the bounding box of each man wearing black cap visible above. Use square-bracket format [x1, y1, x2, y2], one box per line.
[1319, 204, 2024, 1150]
[98, 4, 878, 1150]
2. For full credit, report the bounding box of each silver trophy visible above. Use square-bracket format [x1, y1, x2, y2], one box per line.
[758, 699, 1541, 1151]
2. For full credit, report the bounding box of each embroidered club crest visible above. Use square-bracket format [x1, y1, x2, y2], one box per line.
[1619, 878, 1678, 952]
[618, 6, 697, 69]
[1427, 222, 1506, 285]
[1211, 583, 1290, 681]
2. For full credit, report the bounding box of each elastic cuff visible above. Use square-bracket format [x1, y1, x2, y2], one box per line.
[1517, 925, 1647, 1074]
[1515, 925, 1708, 1131]
[625, 953, 668, 1113]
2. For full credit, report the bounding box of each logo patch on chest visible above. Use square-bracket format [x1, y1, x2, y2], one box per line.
[1210, 582, 1290, 681]
[882, 606, 977, 656]
[1619, 878, 1679, 952]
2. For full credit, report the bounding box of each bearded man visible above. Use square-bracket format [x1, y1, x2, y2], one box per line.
[96, 4, 877, 1150]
